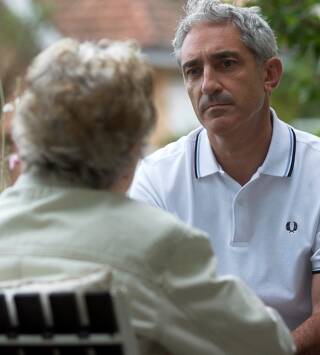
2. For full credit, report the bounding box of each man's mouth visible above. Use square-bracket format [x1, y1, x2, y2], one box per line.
[202, 103, 231, 112]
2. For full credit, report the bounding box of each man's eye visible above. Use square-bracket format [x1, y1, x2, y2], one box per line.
[222, 59, 236, 69]
[186, 67, 202, 78]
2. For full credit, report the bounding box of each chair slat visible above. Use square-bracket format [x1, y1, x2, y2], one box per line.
[14, 294, 46, 334]
[49, 293, 81, 334]
[0, 291, 137, 355]
[85, 292, 118, 334]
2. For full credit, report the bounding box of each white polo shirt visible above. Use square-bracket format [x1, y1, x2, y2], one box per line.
[130, 110, 320, 330]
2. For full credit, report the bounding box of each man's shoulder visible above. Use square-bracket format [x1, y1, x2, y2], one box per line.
[274, 110, 320, 155]
[143, 127, 202, 167]
[293, 126, 320, 154]
[130, 128, 202, 203]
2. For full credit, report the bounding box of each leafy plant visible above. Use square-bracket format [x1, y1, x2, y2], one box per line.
[251, 0, 320, 122]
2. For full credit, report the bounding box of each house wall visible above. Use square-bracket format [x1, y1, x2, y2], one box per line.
[150, 68, 199, 149]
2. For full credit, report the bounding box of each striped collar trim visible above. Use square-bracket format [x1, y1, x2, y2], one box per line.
[194, 130, 201, 179]
[259, 112, 297, 178]
[284, 128, 296, 177]
[194, 129, 221, 179]
[194, 111, 297, 180]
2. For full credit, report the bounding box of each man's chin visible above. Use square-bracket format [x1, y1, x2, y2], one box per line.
[201, 113, 235, 135]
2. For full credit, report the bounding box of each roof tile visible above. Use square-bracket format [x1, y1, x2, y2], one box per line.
[37, 0, 185, 48]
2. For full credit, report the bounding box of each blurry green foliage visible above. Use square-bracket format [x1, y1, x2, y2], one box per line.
[0, 4, 36, 55]
[0, 1, 50, 188]
[251, 0, 320, 121]
[0, 0, 50, 98]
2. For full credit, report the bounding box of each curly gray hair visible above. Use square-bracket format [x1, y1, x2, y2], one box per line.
[13, 38, 156, 188]
[173, 0, 278, 64]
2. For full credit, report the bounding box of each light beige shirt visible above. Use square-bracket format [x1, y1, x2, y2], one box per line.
[0, 173, 295, 355]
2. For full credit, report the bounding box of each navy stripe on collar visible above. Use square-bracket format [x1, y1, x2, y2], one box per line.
[194, 125, 297, 179]
[287, 128, 296, 177]
[194, 130, 202, 179]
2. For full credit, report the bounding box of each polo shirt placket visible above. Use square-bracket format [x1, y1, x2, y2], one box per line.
[194, 112, 297, 246]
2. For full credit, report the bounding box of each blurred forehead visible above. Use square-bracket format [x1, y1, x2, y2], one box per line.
[180, 22, 251, 65]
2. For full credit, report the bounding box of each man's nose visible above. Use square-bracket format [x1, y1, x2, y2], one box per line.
[201, 67, 222, 95]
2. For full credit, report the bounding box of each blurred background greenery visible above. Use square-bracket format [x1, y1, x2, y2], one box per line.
[252, 0, 320, 123]
[0, 0, 49, 96]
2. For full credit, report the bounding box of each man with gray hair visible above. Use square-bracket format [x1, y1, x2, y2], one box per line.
[130, 1, 320, 353]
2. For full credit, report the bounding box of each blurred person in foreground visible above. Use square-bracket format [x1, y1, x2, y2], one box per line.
[0, 38, 294, 355]
[130, 1, 320, 354]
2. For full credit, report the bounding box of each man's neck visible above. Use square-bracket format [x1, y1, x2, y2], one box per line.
[208, 111, 273, 186]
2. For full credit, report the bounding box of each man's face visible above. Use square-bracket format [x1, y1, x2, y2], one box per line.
[180, 22, 269, 137]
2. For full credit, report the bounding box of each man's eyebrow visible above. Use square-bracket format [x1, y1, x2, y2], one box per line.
[182, 59, 201, 73]
[182, 51, 240, 71]
[209, 50, 240, 60]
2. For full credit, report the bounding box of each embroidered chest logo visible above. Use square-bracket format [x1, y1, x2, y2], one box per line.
[286, 221, 298, 234]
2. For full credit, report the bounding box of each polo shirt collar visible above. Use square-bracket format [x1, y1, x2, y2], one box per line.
[194, 128, 221, 179]
[259, 109, 296, 177]
[194, 109, 296, 179]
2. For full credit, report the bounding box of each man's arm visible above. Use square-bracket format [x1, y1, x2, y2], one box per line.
[292, 274, 320, 354]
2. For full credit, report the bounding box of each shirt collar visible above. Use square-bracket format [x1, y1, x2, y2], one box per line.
[194, 128, 221, 179]
[259, 109, 296, 177]
[194, 109, 296, 179]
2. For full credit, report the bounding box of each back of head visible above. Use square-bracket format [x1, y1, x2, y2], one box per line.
[173, 0, 278, 63]
[13, 39, 156, 189]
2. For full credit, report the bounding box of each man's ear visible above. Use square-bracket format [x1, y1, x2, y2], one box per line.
[263, 57, 283, 94]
